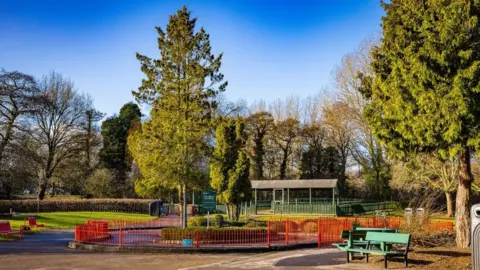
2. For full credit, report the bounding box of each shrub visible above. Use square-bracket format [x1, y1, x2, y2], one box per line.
[161, 227, 275, 244]
[244, 219, 267, 228]
[188, 217, 207, 227]
[86, 168, 115, 198]
[214, 214, 225, 227]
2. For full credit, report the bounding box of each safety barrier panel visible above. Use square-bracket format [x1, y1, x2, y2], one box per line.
[74, 216, 455, 248]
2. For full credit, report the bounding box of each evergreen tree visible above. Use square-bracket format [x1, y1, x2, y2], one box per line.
[210, 118, 251, 220]
[99, 102, 141, 197]
[129, 6, 227, 228]
[360, 0, 480, 247]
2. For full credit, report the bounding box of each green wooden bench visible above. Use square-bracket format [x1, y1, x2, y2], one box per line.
[333, 230, 368, 250]
[355, 227, 398, 233]
[333, 228, 397, 250]
[343, 232, 411, 269]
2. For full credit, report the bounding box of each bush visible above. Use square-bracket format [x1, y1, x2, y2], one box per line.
[189, 215, 226, 227]
[86, 168, 115, 198]
[244, 219, 267, 228]
[161, 227, 274, 244]
[188, 217, 208, 227]
[0, 199, 151, 213]
[214, 214, 224, 227]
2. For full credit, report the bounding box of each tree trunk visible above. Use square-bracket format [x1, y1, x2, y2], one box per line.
[50, 183, 56, 197]
[254, 138, 264, 180]
[456, 146, 472, 248]
[182, 185, 187, 229]
[0, 118, 16, 165]
[445, 192, 453, 218]
[38, 179, 47, 200]
[280, 149, 288, 180]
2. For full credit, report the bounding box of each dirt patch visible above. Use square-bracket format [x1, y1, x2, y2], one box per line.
[346, 246, 471, 269]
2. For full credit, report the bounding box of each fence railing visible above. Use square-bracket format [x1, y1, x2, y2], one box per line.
[244, 201, 400, 216]
[74, 216, 454, 248]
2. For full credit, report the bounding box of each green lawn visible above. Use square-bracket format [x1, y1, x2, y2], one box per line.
[0, 212, 152, 231]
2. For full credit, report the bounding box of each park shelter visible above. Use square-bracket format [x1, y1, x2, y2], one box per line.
[250, 179, 338, 205]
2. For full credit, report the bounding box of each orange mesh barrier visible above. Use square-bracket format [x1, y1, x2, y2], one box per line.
[73, 216, 454, 248]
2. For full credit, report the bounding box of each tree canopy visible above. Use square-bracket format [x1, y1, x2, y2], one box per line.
[360, 0, 480, 247]
[128, 6, 227, 228]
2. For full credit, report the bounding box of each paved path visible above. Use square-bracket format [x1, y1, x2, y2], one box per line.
[0, 230, 378, 270]
[0, 230, 78, 254]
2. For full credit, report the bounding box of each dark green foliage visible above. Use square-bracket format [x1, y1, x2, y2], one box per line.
[360, 0, 480, 247]
[210, 118, 252, 220]
[99, 102, 141, 197]
[215, 214, 225, 227]
[300, 146, 342, 179]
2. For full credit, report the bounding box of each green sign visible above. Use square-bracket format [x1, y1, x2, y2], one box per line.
[202, 190, 216, 211]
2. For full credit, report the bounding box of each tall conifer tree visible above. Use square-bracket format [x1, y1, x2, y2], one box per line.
[210, 118, 251, 220]
[129, 6, 227, 228]
[360, 0, 480, 247]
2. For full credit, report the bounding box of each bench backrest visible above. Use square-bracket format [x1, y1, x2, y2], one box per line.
[0, 221, 12, 231]
[341, 230, 368, 239]
[356, 227, 398, 233]
[366, 232, 410, 244]
[26, 217, 38, 226]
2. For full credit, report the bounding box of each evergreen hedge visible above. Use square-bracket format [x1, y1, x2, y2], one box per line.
[0, 199, 151, 214]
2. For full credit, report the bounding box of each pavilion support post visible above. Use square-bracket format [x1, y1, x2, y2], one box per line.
[332, 188, 335, 205]
[333, 188, 336, 216]
[254, 189, 257, 215]
[287, 188, 289, 205]
[309, 188, 312, 204]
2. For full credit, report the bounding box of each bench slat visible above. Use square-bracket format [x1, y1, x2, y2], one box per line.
[365, 232, 410, 244]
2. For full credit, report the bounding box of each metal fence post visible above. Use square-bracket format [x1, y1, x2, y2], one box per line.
[285, 220, 289, 245]
[196, 231, 199, 248]
[267, 220, 271, 248]
[119, 228, 123, 247]
[317, 218, 321, 248]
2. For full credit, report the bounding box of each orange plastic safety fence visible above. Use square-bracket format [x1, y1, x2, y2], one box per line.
[73, 216, 454, 248]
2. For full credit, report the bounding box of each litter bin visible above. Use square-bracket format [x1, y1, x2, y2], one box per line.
[472, 204, 480, 270]
[149, 200, 160, 217]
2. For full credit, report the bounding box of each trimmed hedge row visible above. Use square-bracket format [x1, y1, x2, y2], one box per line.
[0, 199, 151, 214]
[161, 227, 275, 244]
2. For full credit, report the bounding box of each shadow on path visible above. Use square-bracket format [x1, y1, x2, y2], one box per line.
[274, 251, 344, 267]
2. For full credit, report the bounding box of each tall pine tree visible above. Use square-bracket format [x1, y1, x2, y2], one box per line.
[129, 6, 227, 228]
[360, 0, 480, 247]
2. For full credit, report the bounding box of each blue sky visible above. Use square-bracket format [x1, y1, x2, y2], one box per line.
[0, 0, 383, 118]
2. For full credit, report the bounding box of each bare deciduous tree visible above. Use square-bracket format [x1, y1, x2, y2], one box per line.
[28, 72, 89, 200]
[0, 70, 38, 164]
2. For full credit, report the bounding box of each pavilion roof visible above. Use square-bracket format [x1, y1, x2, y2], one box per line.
[250, 179, 337, 189]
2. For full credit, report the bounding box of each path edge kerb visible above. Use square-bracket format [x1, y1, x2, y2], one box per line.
[68, 241, 317, 254]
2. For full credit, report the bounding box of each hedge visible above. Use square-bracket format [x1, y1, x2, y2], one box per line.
[0, 199, 151, 214]
[161, 227, 276, 244]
